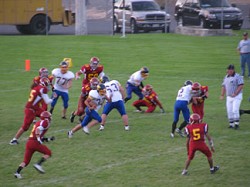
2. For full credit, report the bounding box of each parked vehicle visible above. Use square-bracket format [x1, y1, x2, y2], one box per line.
[114, 0, 171, 33]
[174, 0, 243, 30]
[0, 0, 75, 34]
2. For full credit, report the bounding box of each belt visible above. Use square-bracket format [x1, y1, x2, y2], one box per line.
[241, 52, 250, 54]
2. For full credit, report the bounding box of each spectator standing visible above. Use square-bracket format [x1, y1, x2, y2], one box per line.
[220, 64, 244, 129]
[237, 32, 250, 77]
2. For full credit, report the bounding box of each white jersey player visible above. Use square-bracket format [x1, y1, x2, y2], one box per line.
[99, 76, 129, 131]
[171, 80, 193, 138]
[49, 61, 75, 119]
[67, 84, 110, 137]
[124, 67, 149, 103]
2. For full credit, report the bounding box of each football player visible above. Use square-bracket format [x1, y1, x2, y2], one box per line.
[70, 77, 100, 123]
[132, 84, 165, 113]
[181, 113, 219, 175]
[124, 67, 149, 103]
[49, 61, 75, 119]
[99, 76, 129, 131]
[191, 82, 209, 120]
[67, 84, 111, 137]
[75, 56, 105, 86]
[170, 80, 193, 138]
[10, 78, 54, 145]
[32, 67, 54, 111]
[14, 111, 55, 179]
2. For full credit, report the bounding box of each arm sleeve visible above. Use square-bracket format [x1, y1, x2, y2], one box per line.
[41, 93, 53, 104]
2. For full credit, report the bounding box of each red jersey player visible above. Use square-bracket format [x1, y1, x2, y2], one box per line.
[33, 67, 54, 111]
[14, 111, 55, 179]
[70, 77, 100, 123]
[75, 57, 105, 86]
[181, 113, 219, 175]
[132, 84, 165, 113]
[191, 82, 209, 119]
[9, 77, 54, 145]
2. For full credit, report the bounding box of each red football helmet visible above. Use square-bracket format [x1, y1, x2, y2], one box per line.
[39, 77, 50, 87]
[40, 111, 52, 121]
[90, 77, 99, 90]
[90, 57, 100, 70]
[142, 84, 153, 95]
[39, 67, 49, 78]
[192, 82, 201, 90]
[189, 113, 201, 124]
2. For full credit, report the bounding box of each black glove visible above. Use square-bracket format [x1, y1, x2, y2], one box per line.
[49, 136, 55, 141]
[42, 136, 55, 142]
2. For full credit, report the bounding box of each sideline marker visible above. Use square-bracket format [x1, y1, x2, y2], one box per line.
[25, 59, 30, 71]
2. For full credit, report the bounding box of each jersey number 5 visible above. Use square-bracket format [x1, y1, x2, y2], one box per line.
[192, 128, 201, 141]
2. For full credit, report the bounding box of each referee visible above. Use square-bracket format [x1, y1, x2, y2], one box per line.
[220, 64, 244, 129]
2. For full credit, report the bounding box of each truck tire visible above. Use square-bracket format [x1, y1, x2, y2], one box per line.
[130, 19, 138, 34]
[16, 25, 31, 34]
[30, 15, 50, 35]
[162, 25, 170, 33]
[113, 17, 121, 33]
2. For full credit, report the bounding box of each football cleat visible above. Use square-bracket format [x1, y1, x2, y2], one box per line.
[175, 128, 185, 137]
[14, 172, 22, 179]
[234, 125, 239, 130]
[181, 170, 188, 176]
[68, 131, 73, 138]
[10, 139, 19, 145]
[99, 125, 105, 131]
[125, 125, 130, 131]
[70, 112, 75, 123]
[170, 133, 175, 138]
[33, 164, 45, 174]
[83, 126, 90, 134]
[210, 166, 219, 174]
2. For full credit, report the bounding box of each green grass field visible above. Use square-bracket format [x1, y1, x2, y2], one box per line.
[0, 32, 250, 187]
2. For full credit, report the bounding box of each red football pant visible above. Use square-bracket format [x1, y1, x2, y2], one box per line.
[133, 100, 156, 113]
[22, 107, 44, 131]
[188, 142, 212, 160]
[23, 139, 52, 166]
[192, 103, 204, 119]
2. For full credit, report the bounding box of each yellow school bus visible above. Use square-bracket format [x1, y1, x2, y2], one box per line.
[0, 0, 74, 34]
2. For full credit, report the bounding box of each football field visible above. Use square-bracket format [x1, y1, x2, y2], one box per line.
[0, 32, 250, 187]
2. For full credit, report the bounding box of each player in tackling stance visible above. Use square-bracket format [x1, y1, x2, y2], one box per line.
[14, 111, 55, 179]
[181, 113, 219, 176]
